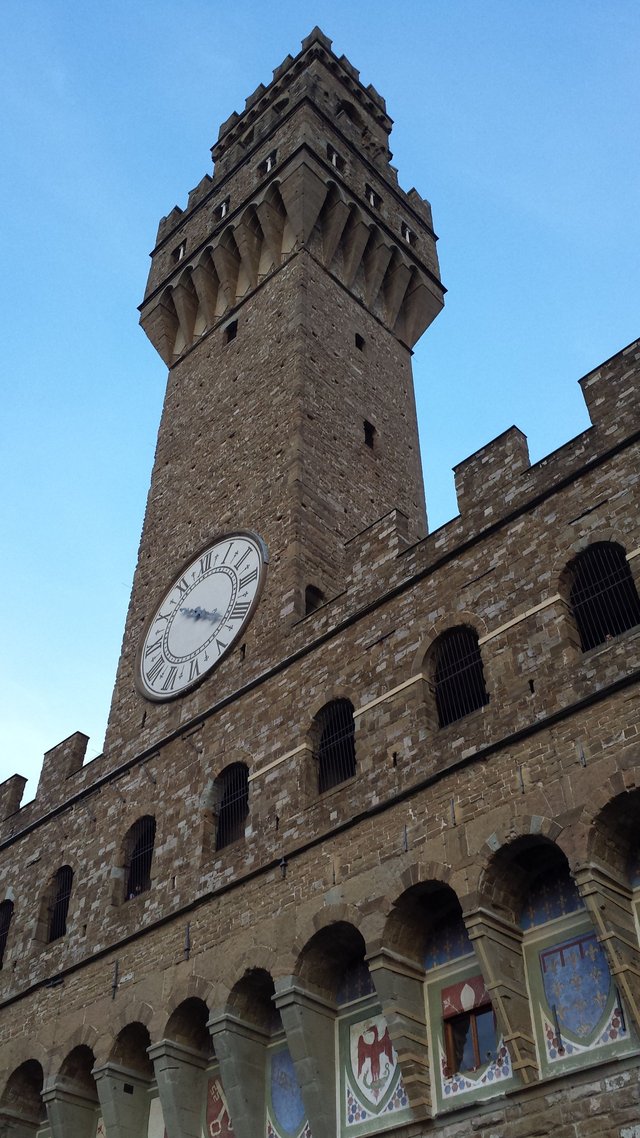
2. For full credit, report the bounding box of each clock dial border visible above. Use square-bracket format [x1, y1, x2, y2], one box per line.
[134, 530, 268, 703]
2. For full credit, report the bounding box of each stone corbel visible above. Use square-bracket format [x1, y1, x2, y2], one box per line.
[207, 1012, 269, 1138]
[190, 262, 219, 330]
[147, 1040, 208, 1138]
[139, 298, 179, 366]
[91, 1063, 152, 1138]
[42, 1077, 98, 1138]
[575, 862, 640, 1034]
[366, 947, 430, 1119]
[278, 162, 328, 246]
[464, 907, 539, 1084]
[274, 977, 336, 1138]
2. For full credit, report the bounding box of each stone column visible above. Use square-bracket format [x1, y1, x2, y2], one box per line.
[92, 1065, 151, 1138]
[42, 1078, 97, 1138]
[576, 863, 640, 1033]
[464, 907, 539, 1084]
[207, 1013, 269, 1138]
[274, 977, 336, 1138]
[366, 948, 430, 1119]
[147, 1041, 207, 1138]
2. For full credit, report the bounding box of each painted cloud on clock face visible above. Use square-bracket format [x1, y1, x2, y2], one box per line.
[136, 532, 267, 701]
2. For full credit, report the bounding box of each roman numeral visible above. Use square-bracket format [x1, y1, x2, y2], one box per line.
[162, 667, 178, 691]
[189, 658, 200, 681]
[222, 543, 234, 564]
[175, 577, 189, 596]
[145, 638, 162, 658]
[147, 657, 164, 684]
[234, 547, 251, 571]
[215, 638, 228, 655]
[199, 552, 212, 575]
[230, 601, 250, 620]
[239, 567, 258, 590]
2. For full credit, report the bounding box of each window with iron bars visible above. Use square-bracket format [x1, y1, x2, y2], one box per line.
[48, 866, 73, 942]
[315, 699, 356, 793]
[569, 542, 640, 652]
[433, 627, 489, 728]
[215, 763, 249, 851]
[125, 816, 156, 900]
[0, 900, 14, 968]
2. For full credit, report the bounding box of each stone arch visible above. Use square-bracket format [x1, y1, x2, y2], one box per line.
[0, 1060, 45, 1128]
[410, 609, 489, 677]
[58, 1045, 98, 1100]
[382, 878, 462, 965]
[225, 967, 279, 1033]
[476, 823, 567, 921]
[588, 786, 640, 881]
[164, 997, 212, 1056]
[294, 920, 366, 1002]
[108, 1022, 153, 1078]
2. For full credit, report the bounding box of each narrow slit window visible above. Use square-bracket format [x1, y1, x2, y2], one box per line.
[327, 144, 345, 172]
[355, 333, 365, 351]
[401, 222, 416, 246]
[225, 320, 238, 343]
[215, 197, 230, 222]
[172, 240, 186, 263]
[260, 150, 278, 175]
[364, 420, 376, 449]
[365, 184, 381, 210]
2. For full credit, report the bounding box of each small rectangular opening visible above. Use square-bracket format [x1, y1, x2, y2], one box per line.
[225, 320, 238, 343]
[401, 222, 416, 246]
[123, 1084, 134, 1096]
[355, 333, 365, 351]
[365, 184, 381, 210]
[364, 420, 376, 449]
[172, 241, 186, 263]
[215, 197, 230, 222]
[327, 144, 345, 172]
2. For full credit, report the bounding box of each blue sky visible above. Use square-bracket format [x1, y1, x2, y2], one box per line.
[1, 1, 639, 796]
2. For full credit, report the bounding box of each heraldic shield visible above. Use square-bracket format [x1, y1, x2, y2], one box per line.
[540, 932, 612, 1039]
[347, 1014, 398, 1112]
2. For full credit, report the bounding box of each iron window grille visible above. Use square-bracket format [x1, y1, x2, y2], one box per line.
[433, 627, 489, 728]
[48, 866, 73, 942]
[215, 764, 249, 851]
[316, 699, 356, 793]
[125, 816, 156, 900]
[0, 900, 14, 968]
[569, 542, 640, 651]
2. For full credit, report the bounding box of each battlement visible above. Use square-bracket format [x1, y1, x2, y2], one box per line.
[154, 28, 395, 249]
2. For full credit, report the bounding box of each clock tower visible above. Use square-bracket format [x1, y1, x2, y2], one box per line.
[104, 27, 444, 759]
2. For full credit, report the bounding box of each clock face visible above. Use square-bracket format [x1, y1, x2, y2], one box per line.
[136, 532, 268, 701]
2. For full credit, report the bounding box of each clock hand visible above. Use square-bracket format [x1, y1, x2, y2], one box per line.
[179, 605, 222, 622]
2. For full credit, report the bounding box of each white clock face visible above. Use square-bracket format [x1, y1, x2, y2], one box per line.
[136, 532, 267, 701]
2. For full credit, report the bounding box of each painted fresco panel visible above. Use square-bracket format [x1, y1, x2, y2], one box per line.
[204, 1075, 233, 1138]
[265, 1044, 309, 1138]
[338, 1004, 411, 1135]
[525, 915, 634, 1077]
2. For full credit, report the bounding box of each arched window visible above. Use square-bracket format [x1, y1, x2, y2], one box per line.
[568, 542, 640, 651]
[0, 900, 14, 968]
[215, 764, 249, 851]
[48, 866, 73, 942]
[125, 816, 156, 900]
[432, 627, 489, 728]
[314, 699, 356, 793]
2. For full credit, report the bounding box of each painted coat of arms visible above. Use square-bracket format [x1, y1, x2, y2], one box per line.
[349, 1016, 395, 1106]
[206, 1077, 233, 1137]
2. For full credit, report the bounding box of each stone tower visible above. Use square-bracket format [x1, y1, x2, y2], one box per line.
[104, 27, 444, 760]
